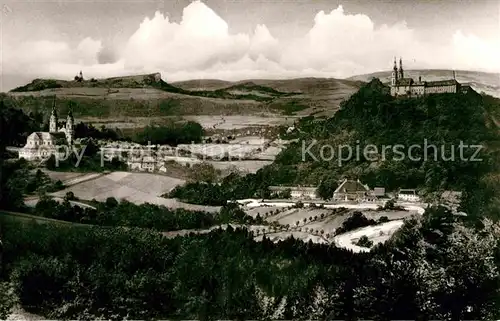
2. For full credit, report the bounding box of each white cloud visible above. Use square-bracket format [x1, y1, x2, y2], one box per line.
[3, 0, 500, 89]
[451, 31, 500, 72]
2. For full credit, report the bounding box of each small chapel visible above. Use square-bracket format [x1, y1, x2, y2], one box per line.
[18, 99, 74, 161]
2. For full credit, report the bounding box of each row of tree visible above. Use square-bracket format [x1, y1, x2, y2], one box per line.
[33, 195, 262, 230]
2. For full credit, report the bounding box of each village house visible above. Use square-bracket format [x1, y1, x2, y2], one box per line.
[269, 186, 318, 200]
[332, 179, 372, 202]
[397, 189, 420, 202]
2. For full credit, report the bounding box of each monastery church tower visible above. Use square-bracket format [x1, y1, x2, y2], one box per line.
[398, 57, 404, 79]
[49, 101, 58, 133]
[49, 98, 74, 145]
[66, 109, 74, 145]
[391, 57, 398, 86]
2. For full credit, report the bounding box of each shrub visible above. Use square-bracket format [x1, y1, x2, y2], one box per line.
[356, 235, 373, 248]
[378, 216, 390, 223]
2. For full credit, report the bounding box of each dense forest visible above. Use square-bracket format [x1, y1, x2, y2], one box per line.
[1, 206, 499, 320]
[32, 196, 261, 230]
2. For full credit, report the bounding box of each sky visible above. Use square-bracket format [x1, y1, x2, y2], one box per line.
[1, 0, 499, 91]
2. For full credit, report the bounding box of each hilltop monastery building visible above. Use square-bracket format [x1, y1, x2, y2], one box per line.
[390, 57, 471, 97]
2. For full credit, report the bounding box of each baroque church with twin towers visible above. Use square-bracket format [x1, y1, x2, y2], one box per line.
[18, 98, 75, 161]
[390, 57, 471, 97]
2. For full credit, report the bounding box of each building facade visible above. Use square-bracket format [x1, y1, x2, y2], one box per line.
[397, 189, 420, 202]
[18, 100, 74, 161]
[269, 186, 318, 200]
[390, 57, 462, 97]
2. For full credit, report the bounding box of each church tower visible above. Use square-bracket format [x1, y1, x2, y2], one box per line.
[65, 110, 74, 145]
[49, 97, 58, 133]
[391, 57, 398, 87]
[398, 57, 404, 79]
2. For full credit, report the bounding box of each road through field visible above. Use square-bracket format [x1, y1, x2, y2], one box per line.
[237, 199, 427, 252]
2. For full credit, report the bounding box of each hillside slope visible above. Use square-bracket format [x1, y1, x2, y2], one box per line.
[181, 79, 500, 215]
[5, 75, 362, 125]
[348, 69, 500, 98]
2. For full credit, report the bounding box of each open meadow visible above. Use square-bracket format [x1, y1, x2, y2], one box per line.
[49, 171, 221, 212]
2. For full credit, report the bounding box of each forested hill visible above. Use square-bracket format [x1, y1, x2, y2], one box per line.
[274, 79, 500, 217]
[172, 79, 500, 218]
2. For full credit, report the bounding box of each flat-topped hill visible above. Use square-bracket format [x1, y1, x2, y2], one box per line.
[10, 73, 164, 92]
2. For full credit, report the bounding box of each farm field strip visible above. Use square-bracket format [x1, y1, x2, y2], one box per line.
[46, 171, 222, 212]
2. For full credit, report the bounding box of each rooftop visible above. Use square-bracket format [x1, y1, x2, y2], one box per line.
[334, 179, 369, 194]
[425, 79, 459, 87]
[399, 189, 417, 195]
[269, 186, 317, 192]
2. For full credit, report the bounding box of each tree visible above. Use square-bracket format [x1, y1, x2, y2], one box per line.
[281, 189, 292, 199]
[105, 197, 118, 207]
[317, 176, 338, 200]
[188, 163, 220, 183]
[0, 282, 14, 320]
[378, 216, 389, 223]
[356, 235, 373, 248]
[64, 191, 75, 201]
[384, 199, 396, 210]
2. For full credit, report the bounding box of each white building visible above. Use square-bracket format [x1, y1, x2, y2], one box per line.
[397, 189, 420, 202]
[19, 99, 74, 161]
[269, 186, 318, 200]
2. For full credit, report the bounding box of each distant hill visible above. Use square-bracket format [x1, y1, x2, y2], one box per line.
[173, 77, 364, 117]
[6, 75, 362, 124]
[348, 69, 500, 98]
[10, 73, 167, 92]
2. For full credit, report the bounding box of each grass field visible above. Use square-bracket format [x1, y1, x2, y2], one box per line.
[48, 171, 220, 212]
[50, 171, 183, 200]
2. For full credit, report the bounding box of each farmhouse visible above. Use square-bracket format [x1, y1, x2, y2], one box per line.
[390, 57, 468, 97]
[332, 179, 372, 202]
[269, 186, 318, 200]
[397, 189, 420, 202]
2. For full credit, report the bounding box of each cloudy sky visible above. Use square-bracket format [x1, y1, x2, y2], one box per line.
[1, 0, 499, 91]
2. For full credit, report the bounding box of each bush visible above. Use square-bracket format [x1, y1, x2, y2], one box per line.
[64, 191, 75, 201]
[378, 216, 390, 223]
[294, 201, 304, 208]
[356, 235, 373, 248]
[335, 212, 376, 235]
[105, 197, 119, 208]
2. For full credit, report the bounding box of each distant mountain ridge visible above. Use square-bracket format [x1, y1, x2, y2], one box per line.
[348, 69, 500, 98]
